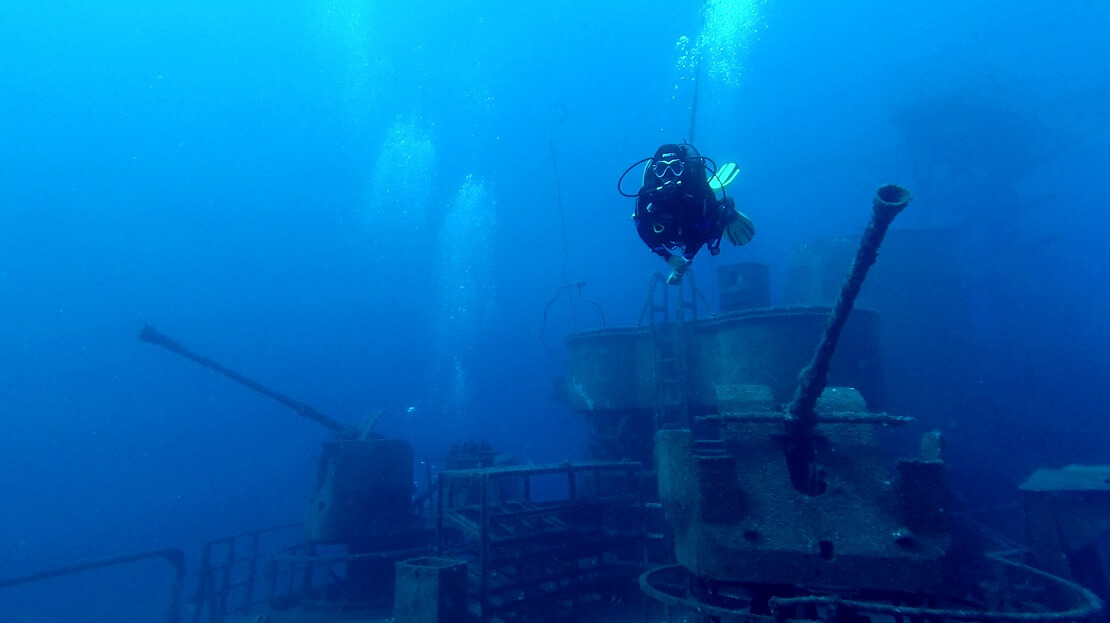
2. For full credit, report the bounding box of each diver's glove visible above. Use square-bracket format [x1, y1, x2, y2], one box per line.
[724, 206, 756, 246]
[666, 255, 689, 286]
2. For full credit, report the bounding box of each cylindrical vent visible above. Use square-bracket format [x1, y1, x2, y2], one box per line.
[394, 557, 469, 623]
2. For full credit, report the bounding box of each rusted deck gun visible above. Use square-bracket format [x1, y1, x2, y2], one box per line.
[784, 184, 912, 495]
[139, 325, 359, 439]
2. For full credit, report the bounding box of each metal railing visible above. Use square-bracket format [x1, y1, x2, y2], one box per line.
[191, 523, 302, 623]
[0, 548, 186, 623]
[639, 552, 1104, 623]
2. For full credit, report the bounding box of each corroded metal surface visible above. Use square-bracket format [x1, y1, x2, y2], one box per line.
[657, 386, 950, 594]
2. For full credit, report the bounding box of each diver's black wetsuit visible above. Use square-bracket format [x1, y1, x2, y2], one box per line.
[633, 164, 735, 263]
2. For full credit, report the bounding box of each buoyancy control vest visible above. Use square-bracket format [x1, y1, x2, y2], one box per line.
[634, 143, 717, 233]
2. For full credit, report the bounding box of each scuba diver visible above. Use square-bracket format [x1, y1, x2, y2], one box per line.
[619, 142, 755, 285]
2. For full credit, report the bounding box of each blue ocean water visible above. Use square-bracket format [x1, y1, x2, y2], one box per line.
[1, 0, 1108, 619]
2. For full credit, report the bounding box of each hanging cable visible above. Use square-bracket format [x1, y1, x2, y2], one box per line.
[539, 105, 608, 363]
[549, 103, 571, 290]
[540, 282, 607, 364]
[688, 51, 702, 145]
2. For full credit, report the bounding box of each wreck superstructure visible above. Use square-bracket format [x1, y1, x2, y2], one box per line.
[1, 186, 1106, 623]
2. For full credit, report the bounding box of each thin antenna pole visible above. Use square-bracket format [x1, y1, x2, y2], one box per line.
[688, 51, 702, 145]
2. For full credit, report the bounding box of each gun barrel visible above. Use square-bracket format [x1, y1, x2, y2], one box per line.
[783, 185, 911, 494]
[139, 325, 356, 438]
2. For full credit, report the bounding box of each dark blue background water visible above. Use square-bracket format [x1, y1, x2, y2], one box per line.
[2, 0, 1108, 613]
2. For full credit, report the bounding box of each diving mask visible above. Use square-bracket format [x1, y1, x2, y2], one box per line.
[652, 158, 685, 179]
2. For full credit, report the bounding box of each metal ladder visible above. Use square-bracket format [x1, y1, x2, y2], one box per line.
[638, 271, 701, 432]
